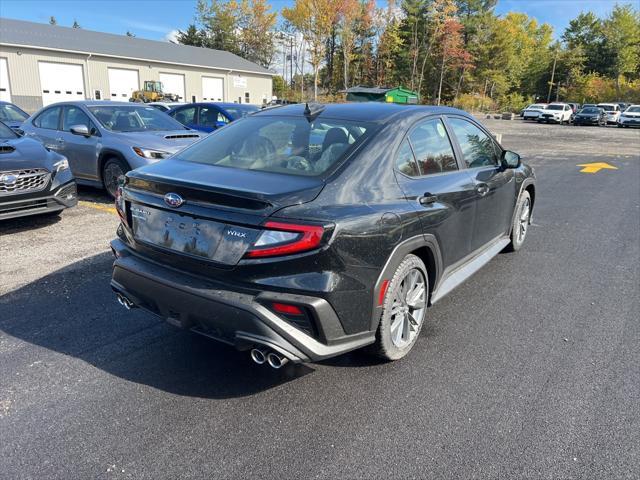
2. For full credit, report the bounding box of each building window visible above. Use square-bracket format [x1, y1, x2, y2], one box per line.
[245, 92, 250, 104]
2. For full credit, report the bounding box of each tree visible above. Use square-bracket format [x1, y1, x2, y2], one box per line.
[176, 24, 208, 47]
[336, 0, 360, 90]
[282, 0, 338, 100]
[602, 4, 640, 94]
[562, 12, 606, 75]
[72, 19, 81, 29]
[237, 0, 277, 67]
[49, 16, 57, 26]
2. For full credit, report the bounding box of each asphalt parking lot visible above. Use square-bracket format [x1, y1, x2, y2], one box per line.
[1, 119, 639, 479]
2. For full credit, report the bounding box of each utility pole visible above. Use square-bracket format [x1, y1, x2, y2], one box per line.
[547, 51, 558, 104]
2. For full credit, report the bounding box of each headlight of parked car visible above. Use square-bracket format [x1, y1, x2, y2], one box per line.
[53, 158, 69, 173]
[132, 147, 171, 160]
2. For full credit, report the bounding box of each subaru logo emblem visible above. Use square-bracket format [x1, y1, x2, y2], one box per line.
[164, 192, 184, 208]
[0, 174, 18, 185]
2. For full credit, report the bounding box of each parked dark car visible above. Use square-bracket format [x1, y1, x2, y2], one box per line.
[0, 120, 77, 220]
[0, 101, 29, 131]
[573, 106, 607, 126]
[167, 102, 260, 133]
[110, 103, 536, 367]
[20, 101, 201, 197]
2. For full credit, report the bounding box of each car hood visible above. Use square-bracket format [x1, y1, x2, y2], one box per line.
[0, 136, 55, 170]
[111, 130, 202, 154]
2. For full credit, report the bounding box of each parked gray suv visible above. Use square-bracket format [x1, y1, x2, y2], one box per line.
[21, 101, 202, 196]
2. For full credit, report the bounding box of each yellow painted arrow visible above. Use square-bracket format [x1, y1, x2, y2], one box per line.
[576, 162, 618, 174]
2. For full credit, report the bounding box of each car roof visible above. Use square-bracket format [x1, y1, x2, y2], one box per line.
[39, 100, 149, 108]
[252, 102, 470, 123]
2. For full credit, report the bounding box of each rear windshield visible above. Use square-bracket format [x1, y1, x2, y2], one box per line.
[88, 105, 186, 132]
[0, 121, 18, 139]
[0, 104, 28, 123]
[175, 115, 375, 176]
[528, 104, 545, 109]
[598, 104, 616, 112]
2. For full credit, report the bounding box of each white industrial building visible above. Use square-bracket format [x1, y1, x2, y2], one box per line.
[0, 18, 273, 113]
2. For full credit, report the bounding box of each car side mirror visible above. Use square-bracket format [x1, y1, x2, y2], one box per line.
[502, 150, 521, 169]
[70, 124, 90, 137]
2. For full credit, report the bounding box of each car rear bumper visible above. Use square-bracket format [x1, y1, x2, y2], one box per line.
[0, 181, 77, 220]
[110, 239, 375, 363]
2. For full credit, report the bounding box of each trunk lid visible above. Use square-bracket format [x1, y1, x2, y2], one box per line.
[121, 158, 325, 268]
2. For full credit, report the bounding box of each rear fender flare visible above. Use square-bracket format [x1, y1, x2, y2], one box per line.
[370, 234, 442, 330]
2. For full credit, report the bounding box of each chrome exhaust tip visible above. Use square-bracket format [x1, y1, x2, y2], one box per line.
[267, 352, 289, 369]
[250, 348, 267, 365]
[116, 293, 134, 310]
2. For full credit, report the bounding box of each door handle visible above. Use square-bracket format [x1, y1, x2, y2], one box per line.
[419, 193, 438, 206]
[475, 184, 490, 196]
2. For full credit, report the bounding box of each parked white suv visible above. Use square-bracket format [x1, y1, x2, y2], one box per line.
[618, 105, 640, 128]
[537, 103, 573, 124]
[597, 103, 621, 124]
[522, 103, 547, 120]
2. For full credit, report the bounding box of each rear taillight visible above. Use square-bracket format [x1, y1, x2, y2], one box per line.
[244, 221, 325, 258]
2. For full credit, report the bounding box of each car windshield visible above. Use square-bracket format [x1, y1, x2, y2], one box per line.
[0, 104, 28, 123]
[625, 106, 640, 113]
[88, 105, 186, 132]
[598, 105, 616, 112]
[0, 121, 18, 139]
[175, 115, 375, 176]
[222, 105, 259, 119]
[581, 107, 600, 114]
[528, 104, 545, 109]
[547, 105, 564, 111]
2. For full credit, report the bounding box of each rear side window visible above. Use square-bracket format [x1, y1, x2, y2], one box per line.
[447, 117, 498, 168]
[33, 107, 61, 130]
[408, 119, 458, 175]
[396, 139, 419, 177]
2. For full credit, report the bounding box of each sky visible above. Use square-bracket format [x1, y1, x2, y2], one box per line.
[0, 0, 628, 43]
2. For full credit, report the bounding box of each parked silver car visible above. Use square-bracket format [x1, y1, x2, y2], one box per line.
[20, 101, 202, 196]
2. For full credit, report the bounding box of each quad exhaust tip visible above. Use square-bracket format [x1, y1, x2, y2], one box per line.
[250, 348, 289, 369]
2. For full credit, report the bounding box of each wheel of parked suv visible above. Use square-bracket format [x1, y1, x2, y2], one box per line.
[102, 157, 129, 198]
[505, 190, 532, 252]
[373, 254, 428, 361]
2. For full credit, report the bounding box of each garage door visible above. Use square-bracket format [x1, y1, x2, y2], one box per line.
[108, 68, 139, 100]
[0, 58, 11, 102]
[159, 73, 185, 101]
[202, 77, 223, 102]
[38, 62, 85, 106]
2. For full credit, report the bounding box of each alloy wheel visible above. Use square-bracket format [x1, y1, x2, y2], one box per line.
[103, 162, 124, 198]
[516, 197, 531, 244]
[389, 269, 427, 348]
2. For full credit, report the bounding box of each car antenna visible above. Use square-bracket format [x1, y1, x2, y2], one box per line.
[303, 102, 324, 122]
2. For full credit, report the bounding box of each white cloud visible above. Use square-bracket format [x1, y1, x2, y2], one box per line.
[165, 29, 180, 43]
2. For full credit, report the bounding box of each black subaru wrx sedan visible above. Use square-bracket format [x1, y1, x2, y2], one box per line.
[0, 121, 77, 220]
[110, 103, 535, 367]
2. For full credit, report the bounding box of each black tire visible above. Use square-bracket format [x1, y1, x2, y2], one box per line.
[505, 190, 532, 252]
[372, 254, 428, 361]
[102, 157, 129, 198]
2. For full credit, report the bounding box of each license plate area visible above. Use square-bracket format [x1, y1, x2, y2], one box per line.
[132, 204, 225, 260]
[130, 204, 261, 265]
